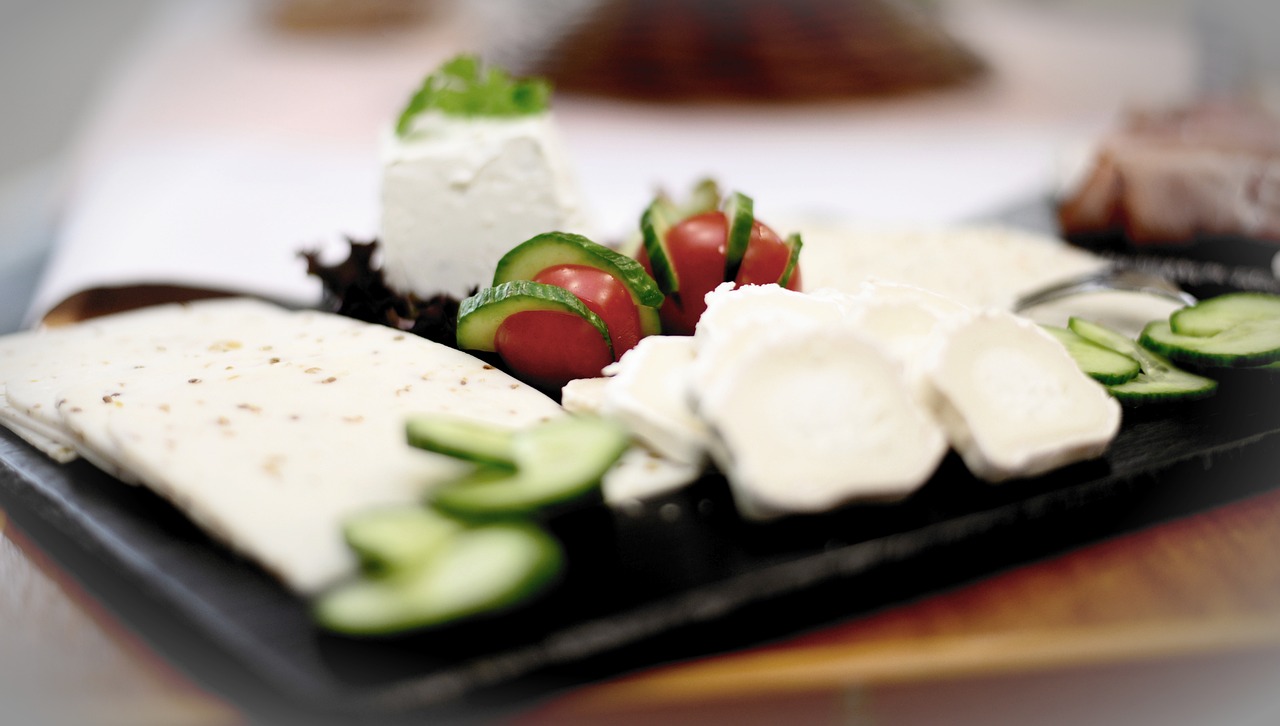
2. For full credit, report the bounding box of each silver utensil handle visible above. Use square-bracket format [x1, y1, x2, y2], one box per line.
[1014, 267, 1197, 312]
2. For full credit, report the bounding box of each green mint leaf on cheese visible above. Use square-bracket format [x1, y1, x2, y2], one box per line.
[395, 54, 551, 137]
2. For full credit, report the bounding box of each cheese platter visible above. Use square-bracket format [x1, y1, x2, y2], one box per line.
[4, 56, 1280, 723]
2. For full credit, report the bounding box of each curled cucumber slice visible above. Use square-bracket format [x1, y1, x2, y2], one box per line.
[406, 416, 517, 468]
[1069, 317, 1217, 404]
[640, 197, 681, 296]
[722, 191, 754, 282]
[1170, 292, 1280, 337]
[343, 506, 466, 573]
[1140, 318, 1280, 368]
[1041, 325, 1141, 385]
[778, 233, 803, 288]
[431, 415, 629, 518]
[494, 231, 664, 309]
[456, 280, 612, 357]
[315, 521, 563, 636]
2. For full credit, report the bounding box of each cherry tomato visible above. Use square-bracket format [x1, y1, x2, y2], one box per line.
[495, 310, 613, 391]
[736, 221, 801, 291]
[533, 264, 643, 355]
[638, 211, 800, 335]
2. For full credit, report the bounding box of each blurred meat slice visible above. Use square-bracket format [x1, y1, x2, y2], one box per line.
[1059, 100, 1280, 243]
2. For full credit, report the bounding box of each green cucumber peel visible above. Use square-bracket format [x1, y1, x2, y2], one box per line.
[722, 191, 755, 283]
[1139, 318, 1280, 368]
[457, 281, 612, 357]
[431, 415, 629, 518]
[640, 196, 682, 296]
[314, 521, 563, 635]
[342, 506, 466, 574]
[1041, 325, 1142, 385]
[777, 233, 803, 288]
[680, 178, 722, 217]
[1170, 292, 1280, 337]
[493, 231, 665, 308]
[1068, 317, 1217, 404]
[637, 179, 725, 297]
[395, 54, 551, 137]
[406, 416, 517, 468]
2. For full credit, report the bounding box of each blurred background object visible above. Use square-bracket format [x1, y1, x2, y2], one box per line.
[480, 0, 986, 102]
[268, 0, 435, 31]
[0, 0, 162, 333]
[1193, 0, 1280, 111]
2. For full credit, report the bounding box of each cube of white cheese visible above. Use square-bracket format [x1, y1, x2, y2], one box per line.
[379, 111, 589, 299]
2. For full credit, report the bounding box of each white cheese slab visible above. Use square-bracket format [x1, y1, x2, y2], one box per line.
[3, 298, 294, 477]
[797, 222, 1107, 310]
[91, 351, 559, 593]
[0, 301, 564, 594]
[380, 112, 590, 299]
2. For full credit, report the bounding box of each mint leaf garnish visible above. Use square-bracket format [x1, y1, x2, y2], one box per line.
[395, 54, 551, 137]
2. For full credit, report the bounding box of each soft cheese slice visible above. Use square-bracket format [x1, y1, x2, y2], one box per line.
[57, 322, 562, 594]
[601, 447, 703, 505]
[841, 281, 972, 400]
[923, 311, 1121, 482]
[844, 281, 970, 359]
[692, 284, 847, 409]
[559, 376, 608, 415]
[600, 335, 709, 467]
[380, 112, 589, 299]
[697, 327, 948, 521]
[563, 371, 705, 505]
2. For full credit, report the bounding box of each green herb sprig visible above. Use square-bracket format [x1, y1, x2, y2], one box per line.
[395, 55, 551, 137]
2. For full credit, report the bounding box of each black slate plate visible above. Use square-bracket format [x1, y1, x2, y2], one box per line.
[4, 252, 1280, 725]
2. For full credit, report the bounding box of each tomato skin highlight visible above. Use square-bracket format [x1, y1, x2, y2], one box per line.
[639, 212, 800, 335]
[737, 221, 801, 291]
[495, 310, 613, 391]
[533, 264, 643, 356]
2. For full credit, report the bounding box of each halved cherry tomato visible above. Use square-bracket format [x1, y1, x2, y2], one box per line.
[495, 310, 613, 391]
[737, 221, 801, 290]
[533, 264, 643, 355]
[638, 211, 800, 335]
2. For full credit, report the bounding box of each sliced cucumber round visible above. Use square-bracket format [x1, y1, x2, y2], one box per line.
[1069, 317, 1217, 404]
[314, 522, 563, 636]
[456, 280, 612, 356]
[1041, 325, 1141, 385]
[680, 178, 722, 218]
[406, 416, 516, 468]
[1140, 318, 1280, 368]
[343, 506, 465, 573]
[778, 232, 803, 288]
[640, 196, 681, 296]
[1170, 292, 1280, 337]
[493, 231, 665, 309]
[431, 415, 628, 518]
[1104, 367, 1219, 403]
[722, 191, 754, 282]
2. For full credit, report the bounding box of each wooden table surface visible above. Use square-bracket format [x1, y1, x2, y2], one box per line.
[4, 482, 1280, 725]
